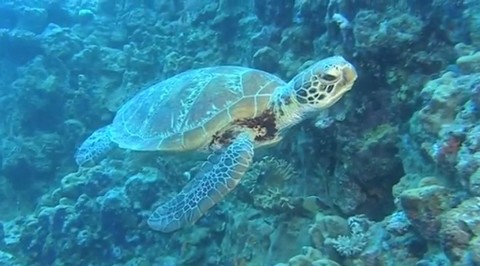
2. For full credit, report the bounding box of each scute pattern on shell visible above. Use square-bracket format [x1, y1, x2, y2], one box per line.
[109, 66, 286, 151]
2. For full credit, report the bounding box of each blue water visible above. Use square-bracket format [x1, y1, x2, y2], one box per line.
[1, 0, 480, 265]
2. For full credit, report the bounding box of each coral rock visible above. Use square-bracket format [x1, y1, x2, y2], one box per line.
[469, 168, 480, 196]
[17, 7, 48, 33]
[399, 185, 453, 241]
[439, 197, 480, 264]
[252, 46, 279, 72]
[456, 52, 480, 74]
[308, 214, 349, 250]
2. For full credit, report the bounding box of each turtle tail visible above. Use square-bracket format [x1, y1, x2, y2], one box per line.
[75, 126, 116, 166]
[147, 133, 254, 233]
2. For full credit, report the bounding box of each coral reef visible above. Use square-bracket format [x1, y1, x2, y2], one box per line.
[0, 0, 479, 265]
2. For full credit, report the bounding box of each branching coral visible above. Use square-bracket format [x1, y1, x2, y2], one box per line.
[324, 216, 369, 257]
[253, 187, 295, 211]
[243, 155, 298, 192]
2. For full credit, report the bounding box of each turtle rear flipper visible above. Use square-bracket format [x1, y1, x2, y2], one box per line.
[147, 133, 254, 232]
[75, 126, 116, 166]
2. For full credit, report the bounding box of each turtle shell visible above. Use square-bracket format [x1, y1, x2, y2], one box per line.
[110, 66, 286, 152]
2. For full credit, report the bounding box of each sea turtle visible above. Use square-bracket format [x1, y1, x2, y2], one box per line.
[75, 56, 357, 233]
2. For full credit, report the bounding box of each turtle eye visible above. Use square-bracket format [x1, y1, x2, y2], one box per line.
[321, 74, 337, 81]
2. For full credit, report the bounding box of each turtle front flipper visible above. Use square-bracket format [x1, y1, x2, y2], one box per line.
[75, 126, 116, 166]
[148, 133, 254, 232]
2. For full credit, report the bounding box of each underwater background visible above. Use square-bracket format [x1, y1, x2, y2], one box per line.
[0, 0, 480, 265]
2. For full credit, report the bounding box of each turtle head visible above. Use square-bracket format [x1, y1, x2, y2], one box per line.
[290, 56, 357, 110]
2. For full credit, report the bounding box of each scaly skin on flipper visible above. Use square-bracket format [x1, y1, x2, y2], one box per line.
[75, 126, 115, 166]
[147, 133, 254, 232]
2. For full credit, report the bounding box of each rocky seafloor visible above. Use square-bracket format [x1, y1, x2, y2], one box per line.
[0, 0, 479, 265]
